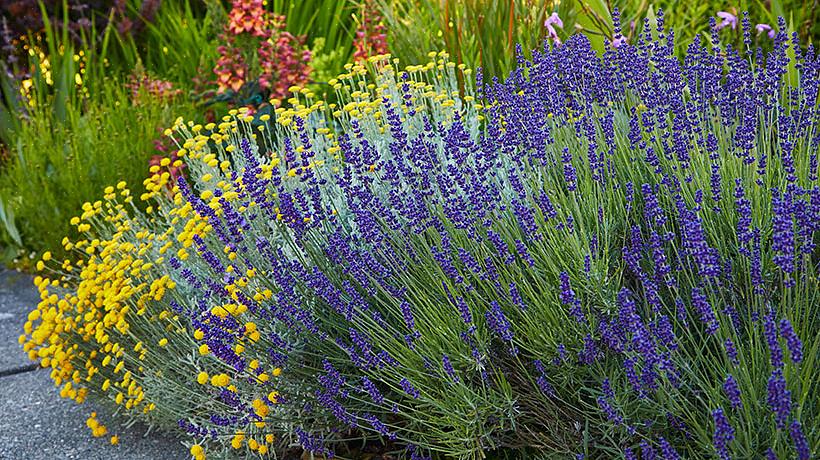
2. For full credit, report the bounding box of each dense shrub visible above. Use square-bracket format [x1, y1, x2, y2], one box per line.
[24, 13, 819, 459]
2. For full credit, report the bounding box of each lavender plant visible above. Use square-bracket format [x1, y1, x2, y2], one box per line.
[158, 10, 819, 455]
[25, 9, 819, 460]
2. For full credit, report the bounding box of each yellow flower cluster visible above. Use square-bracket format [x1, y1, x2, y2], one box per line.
[20, 188, 178, 417]
[86, 412, 109, 437]
[190, 444, 205, 460]
[19, 111, 289, 456]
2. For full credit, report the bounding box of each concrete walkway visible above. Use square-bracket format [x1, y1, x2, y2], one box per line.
[0, 270, 187, 460]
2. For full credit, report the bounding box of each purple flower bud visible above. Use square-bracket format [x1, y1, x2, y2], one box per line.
[578, 334, 599, 365]
[561, 147, 577, 191]
[442, 354, 459, 383]
[485, 301, 515, 348]
[691, 288, 719, 335]
[723, 338, 739, 365]
[533, 360, 555, 396]
[400, 378, 420, 399]
[596, 396, 623, 425]
[641, 440, 657, 460]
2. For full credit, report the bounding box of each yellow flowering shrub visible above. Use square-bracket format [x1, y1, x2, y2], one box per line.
[20, 53, 475, 458]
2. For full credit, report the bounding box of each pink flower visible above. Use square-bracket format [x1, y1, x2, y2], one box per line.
[716, 11, 738, 30]
[756, 23, 775, 39]
[544, 12, 563, 45]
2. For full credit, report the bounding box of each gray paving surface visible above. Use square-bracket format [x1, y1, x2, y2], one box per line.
[0, 270, 187, 460]
[0, 270, 41, 370]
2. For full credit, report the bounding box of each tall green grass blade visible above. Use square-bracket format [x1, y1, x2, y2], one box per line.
[0, 195, 22, 248]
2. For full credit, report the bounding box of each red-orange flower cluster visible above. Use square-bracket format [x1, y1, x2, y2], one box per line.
[226, 0, 269, 37]
[212, 3, 311, 101]
[213, 37, 250, 93]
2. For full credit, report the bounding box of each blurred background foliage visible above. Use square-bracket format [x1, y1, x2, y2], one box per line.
[378, 0, 820, 82]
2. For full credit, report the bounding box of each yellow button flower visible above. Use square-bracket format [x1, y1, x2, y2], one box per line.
[190, 444, 205, 460]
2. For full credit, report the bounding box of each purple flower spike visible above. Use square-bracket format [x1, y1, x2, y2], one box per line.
[559, 272, 585, 323]
[485, 301, 514, 342]
[779, 319, 803, 364]
[691, 288, 719, 335]
[400, 378, 420, 399]
[767, 369, 792, 429]
[640, 440, 657, 460]
[578, 334, 599, 365]
[712, 408, 734, 460]
[658, 437, 681, 459]
[596, 396, 623, 425]
[790, 420, 810, 460]
[533, 360, 555, 396]
[724, 338, 739, 365]
[723, 375, 743, 410]
[442, 354, 459, 383]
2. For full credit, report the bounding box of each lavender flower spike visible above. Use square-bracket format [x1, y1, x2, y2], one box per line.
[779, 319, 803, 364]
[712, 408, 734, 460]
[723, 374, 743, 410]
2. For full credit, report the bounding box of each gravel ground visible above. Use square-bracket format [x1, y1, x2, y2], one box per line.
[0, 270, 186, 460]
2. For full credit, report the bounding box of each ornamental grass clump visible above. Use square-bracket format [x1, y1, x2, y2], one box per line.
[24, 10, 819, 459]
